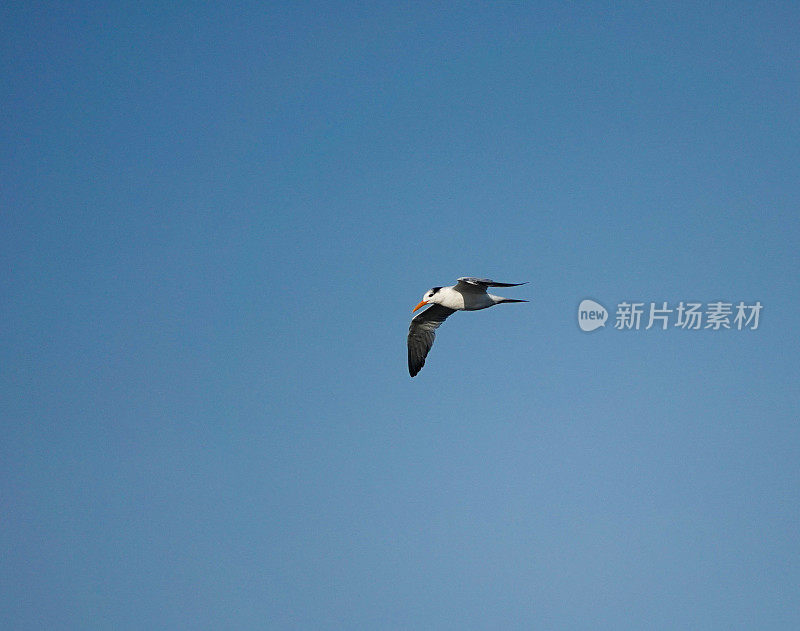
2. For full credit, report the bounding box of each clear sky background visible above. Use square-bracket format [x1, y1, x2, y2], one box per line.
[2, 2, 799, 629]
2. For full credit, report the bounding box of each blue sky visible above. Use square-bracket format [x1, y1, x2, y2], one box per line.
[2, 2, 799, 628]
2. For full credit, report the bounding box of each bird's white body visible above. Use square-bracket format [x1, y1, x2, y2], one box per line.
[425, 285, 501, 311]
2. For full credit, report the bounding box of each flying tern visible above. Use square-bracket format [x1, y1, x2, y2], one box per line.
[407, 277, 528, 377]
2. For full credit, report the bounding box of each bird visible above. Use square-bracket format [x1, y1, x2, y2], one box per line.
[407, 277, 528, 377]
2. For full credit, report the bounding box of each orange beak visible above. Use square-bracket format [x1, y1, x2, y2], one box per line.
[412, 300, 428, 312]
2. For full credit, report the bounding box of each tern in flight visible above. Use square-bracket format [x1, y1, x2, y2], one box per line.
[407, 277, 528, 377]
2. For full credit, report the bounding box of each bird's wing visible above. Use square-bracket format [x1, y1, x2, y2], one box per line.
[407, 304, 456, 377]
[455, 277, 527, 292]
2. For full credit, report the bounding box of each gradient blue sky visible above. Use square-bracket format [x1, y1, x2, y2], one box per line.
[3, 2, 799, 629]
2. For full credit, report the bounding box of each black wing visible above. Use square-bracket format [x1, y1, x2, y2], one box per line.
[407, 304, 456, 377]
[455, 277, 527, 291]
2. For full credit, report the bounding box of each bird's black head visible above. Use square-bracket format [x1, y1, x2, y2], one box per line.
[414, 286, 444, 312]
